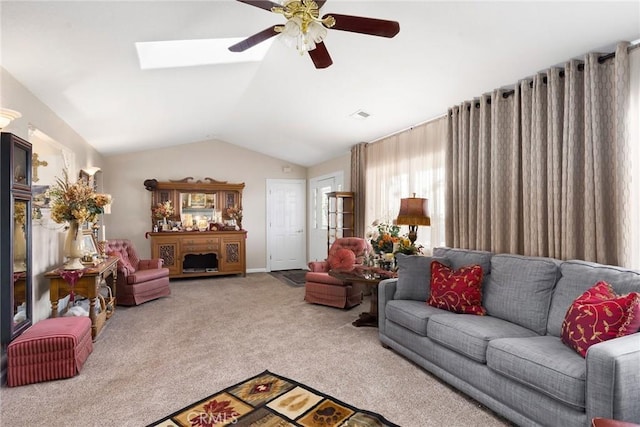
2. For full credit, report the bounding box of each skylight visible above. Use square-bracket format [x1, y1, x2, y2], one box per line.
[135, 38, 274, 69]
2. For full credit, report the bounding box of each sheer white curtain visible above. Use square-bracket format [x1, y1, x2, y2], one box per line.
[365, 117, 447, 252]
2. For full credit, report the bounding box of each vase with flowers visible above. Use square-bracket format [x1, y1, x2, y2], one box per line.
[226, 206, 243, 230]
[367, 220, 400, 255]
[47, 170, 112, 269]
[152, 200, 175, 230]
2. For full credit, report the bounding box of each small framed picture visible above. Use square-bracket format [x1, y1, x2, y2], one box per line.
[81, 230, 99, 257]
[189, 193, 206, 208]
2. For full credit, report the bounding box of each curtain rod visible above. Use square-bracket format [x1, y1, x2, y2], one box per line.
[466, 42, 638, 109]
[366, 112, 448, 145]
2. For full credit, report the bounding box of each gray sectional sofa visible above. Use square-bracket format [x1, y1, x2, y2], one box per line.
[378, 247, 640, 427]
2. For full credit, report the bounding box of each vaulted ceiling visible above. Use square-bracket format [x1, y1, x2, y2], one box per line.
[1, 1, 638, 167]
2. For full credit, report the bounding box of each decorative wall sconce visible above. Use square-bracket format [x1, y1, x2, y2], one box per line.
[0, 108, 22, 129]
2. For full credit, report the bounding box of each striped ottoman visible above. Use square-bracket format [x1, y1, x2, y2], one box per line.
[7, 317, 93, 387]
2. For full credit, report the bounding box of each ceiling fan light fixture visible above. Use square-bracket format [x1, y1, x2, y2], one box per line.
[279, 17, 326, 53]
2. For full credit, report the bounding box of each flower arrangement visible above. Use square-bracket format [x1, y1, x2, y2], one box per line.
[153, 200, 175, 220]
[395, 237, 424, 255]
[367, 220, 400, 254]
[226, 206, 243, 223]
[47, 170, 112, 224]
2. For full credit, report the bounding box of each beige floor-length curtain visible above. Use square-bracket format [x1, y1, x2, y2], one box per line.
[365, 117, 447, 252]
[447, 41, 632, 265]
[350, 142, 366, 238]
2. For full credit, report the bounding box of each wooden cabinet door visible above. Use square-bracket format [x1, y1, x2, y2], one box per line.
[151, 236, 180, 276]
[219, 236, 245, 274]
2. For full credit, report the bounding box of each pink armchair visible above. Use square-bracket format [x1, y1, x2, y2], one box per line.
[103, 239, 171, 306]
[304, 237, 370, 309]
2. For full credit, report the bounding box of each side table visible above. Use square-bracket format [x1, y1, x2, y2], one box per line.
[329, 269, 397, 327]
[45, 256, 118, 341]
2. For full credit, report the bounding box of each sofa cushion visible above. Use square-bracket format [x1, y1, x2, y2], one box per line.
[427, 314, 538, 363]
[394, 254, 451, 301]
[385, 300, 447, 337]
[305, 271, 345, 286]
[127, 268, 169, 284]
[487, 336, 586, 410]
[432, 247, 493, 274]
[428, 261, 486, 315]
[561, 281, 640, 357]
[484, 254, 560, 335]
[547, 260, 640, 337]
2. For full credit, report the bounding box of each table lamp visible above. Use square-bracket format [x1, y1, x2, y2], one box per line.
[396, 194, 430, 245]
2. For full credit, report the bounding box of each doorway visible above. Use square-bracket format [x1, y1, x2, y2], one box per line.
[308, 172, 344, 262]
[266, 179, 306, 271]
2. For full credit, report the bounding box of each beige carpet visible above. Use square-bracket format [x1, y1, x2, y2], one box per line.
[0, 273, 513, 427]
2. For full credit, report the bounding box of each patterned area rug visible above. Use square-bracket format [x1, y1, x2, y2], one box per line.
[148, 370, 399, 426]
[269, 270, 308, 287]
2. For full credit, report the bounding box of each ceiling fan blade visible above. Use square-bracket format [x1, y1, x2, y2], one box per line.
[308, 42, 333, 69]
[235, 0, 282, 12]
[324, 13, 400, 38]
[228, 27, 279, 52]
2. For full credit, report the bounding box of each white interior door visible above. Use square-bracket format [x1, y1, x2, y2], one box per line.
[308, 172, 343, 262]
[267, 179, 306, 271]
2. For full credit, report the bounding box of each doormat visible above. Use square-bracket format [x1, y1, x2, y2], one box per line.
[269, 269, 308, 287]
[147, 370, 399, 426]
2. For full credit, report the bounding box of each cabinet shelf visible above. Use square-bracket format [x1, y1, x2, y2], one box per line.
[326, 191, 355, 251]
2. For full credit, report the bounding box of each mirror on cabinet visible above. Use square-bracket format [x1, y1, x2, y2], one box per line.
[144, 177, 244, 231]
[12, 199, 29, 328]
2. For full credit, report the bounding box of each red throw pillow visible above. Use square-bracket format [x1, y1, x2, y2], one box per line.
[328, 248, 356, 271]
[561, 281, 640, 357]
[428, 260, 486, 315]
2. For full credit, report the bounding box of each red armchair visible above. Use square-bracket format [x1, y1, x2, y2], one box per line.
[304, 237, 370, 309]
[103, 239, 171, 306]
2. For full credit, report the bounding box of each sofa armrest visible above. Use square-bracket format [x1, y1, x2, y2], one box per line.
[377, 278, 398, 334]
[138, 258, 164, 270]
[308, 261, 329, 272]
[586, 333, 640, 423]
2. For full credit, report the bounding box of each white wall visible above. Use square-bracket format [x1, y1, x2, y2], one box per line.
[307, 153, 351, 191]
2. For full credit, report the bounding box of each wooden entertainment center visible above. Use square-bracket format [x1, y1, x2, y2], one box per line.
[144, 177, 246, 278]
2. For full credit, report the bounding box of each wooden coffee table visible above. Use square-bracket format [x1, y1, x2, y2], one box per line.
[329, 268, 397, 327]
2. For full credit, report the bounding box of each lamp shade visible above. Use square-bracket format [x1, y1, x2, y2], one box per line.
[396, 196, 430, 226]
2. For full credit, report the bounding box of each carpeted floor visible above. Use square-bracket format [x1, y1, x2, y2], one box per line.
[269, 269, 308, 287]
[0, 273, 513, 426]
[148, 370, 399, 426]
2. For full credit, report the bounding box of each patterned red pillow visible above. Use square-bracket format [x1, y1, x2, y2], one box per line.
[328, 248, 356, 271]
[428, 260, 486, 315]
[561, 281, 640, 357]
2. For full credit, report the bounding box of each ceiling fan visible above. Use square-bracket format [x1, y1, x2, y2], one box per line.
[229, 0, 400, 69]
